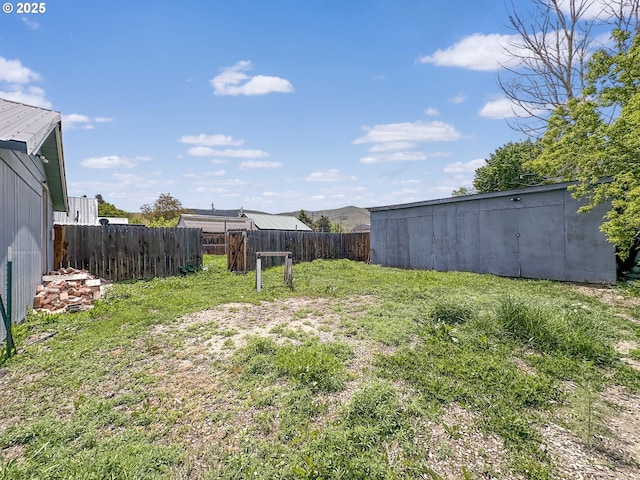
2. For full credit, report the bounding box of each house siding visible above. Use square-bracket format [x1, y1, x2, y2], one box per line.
[370, 184, 616, 284]
[0, 148, 51, 334]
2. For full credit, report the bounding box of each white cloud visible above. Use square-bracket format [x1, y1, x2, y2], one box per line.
[478, 96, 546, 119]
[444, 159, 485, 173]
[80, 155, 135, 169]
[63, 113, 114, 130]
[135, 156, 153, 162]
[183, 170, 226, 178]
[558, 0, 612, 20]
[21, 17, 40, 30]
[111, 173, 161, 188]
[193, 178, 249, 187]
[210, 60, 294, 96]
[360, 151, 428, 164]
[0, 85, 51, 108]
[478, 97, 516, 119]
[354, 121, 461, 145]
[261, 190, 298, 199]
[187, 146, 269, 158]
[305, 169, 357, 182]
[240, 160, 283, 169]
[0, 56, 40, 84]
[178, 133, 244, 146]
[419, 33, 521, 71]
[62, 113, 92, 129]
[424, 107, 439, 116]
[450, 93, 467, 104]
[367, 141, 418, 153]
[0, 56, 52, 109]
[187, 146, 216, 156]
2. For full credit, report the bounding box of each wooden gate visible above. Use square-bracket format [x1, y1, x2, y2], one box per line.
[227, 230, 369, 272]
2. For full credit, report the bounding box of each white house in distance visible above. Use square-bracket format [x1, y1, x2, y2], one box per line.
[0, 98, 69, 331]
[53, 196, 129, 226]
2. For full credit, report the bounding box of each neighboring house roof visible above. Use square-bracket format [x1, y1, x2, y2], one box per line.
[243, 212, 312, 231]
[188, 208, 244, 217]
[54, 197, 98, 225]
[0, 98, 68, 211]
[351, 224, 371, 233]
[177, 214, 253, 233]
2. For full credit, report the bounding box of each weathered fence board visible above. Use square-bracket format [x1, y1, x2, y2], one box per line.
[227, 230, 369, 272]
[54, 225, 202, 281]
[202, 233, 226, 255]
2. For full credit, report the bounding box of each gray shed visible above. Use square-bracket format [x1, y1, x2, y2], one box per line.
[369, 182, 616, 284]
[0, 98, 68, 332]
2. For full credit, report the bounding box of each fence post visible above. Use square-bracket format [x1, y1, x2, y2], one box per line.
[256, 253, 262, 292]
[284, 252, 293, 288]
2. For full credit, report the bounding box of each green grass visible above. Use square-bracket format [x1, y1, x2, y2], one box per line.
[0, 255, 639, 479]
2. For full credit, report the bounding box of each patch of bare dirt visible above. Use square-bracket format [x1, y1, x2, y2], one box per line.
[573, 285, 640, 309]
[419, 404, 517, 480]
[601, 386, 640, 467]
[119, 296, 640, 478]
[144, 297, 378, 452]
[616, 340, 640, 371]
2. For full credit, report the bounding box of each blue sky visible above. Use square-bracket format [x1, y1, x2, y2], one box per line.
[0, 0, 582, 213]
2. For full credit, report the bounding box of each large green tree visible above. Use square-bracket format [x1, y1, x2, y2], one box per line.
[140, 193, 189, 226]
[315, 215, 332, 233]
[297, 210, 315, 230]
[95, 194, 129, 217]
[473, 140, 544, 193]
[528, 30, 640, 256]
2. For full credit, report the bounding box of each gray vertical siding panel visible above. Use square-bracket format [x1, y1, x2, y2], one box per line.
[1, 149, 47, 338]
[407, 211, 434, 270]
[478, 206, 520, 277]
[433, 204, 457, 272]
[564, 191, 616, 283]
[454, 201, 480, 273]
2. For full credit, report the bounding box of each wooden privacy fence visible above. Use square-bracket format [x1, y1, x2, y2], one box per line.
[54, 225, 202, 281]
[227, 230, 370, 272]
[202, 233, 226, 255]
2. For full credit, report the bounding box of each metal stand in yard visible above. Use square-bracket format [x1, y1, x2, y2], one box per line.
[1, 247, 16, 359]
[255, 252, 293, 292]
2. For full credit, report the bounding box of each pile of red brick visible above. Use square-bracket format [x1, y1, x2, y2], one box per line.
[33, 268, 104, 314]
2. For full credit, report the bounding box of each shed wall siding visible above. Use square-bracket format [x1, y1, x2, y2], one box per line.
[0, 149, 49, 336]
[370, 187, 616, 284]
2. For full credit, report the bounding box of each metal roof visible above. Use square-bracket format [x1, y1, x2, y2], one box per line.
[0, 98, 60, 154]
[243, 212, 312, 231]
[368, 181, 578, 212]
[178, 214, 254, 233]
[0, 98, 68, 211]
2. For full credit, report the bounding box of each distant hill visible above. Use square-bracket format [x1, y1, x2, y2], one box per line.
[278, 206, 370, 232]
